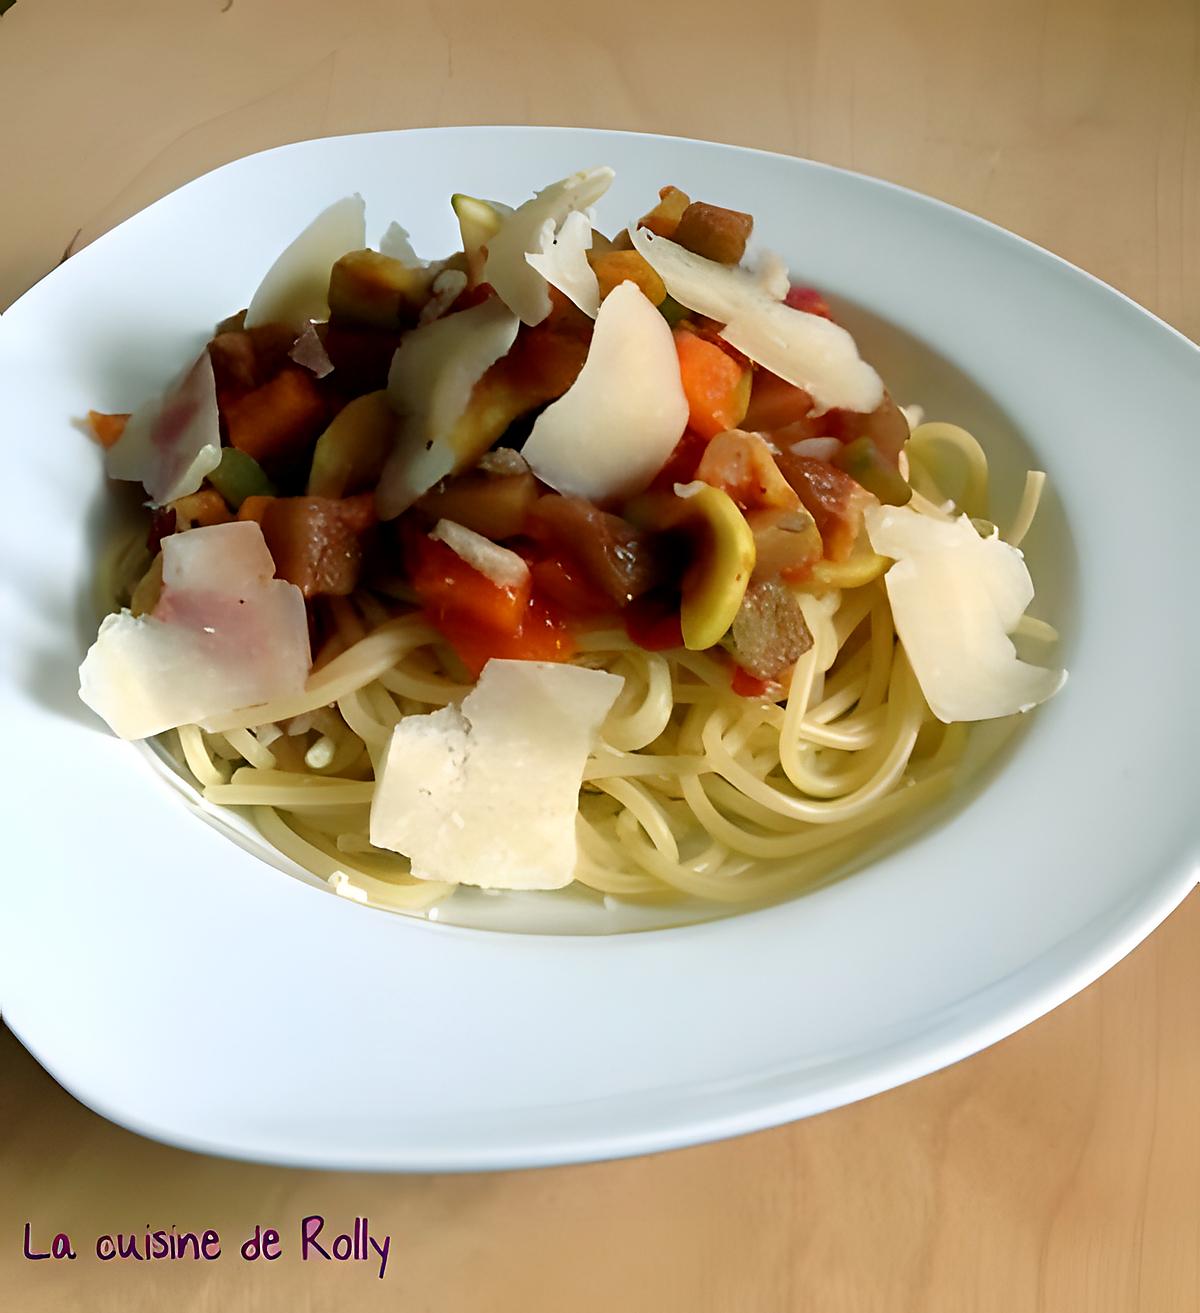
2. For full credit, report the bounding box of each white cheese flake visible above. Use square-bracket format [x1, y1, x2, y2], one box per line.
[418, 268, 469, 325]
[525, 209, 601, 317]
[79, 522, 311, 740]
[370, 660, 624, 889]
[245, 194, 366, 328]
[865, 504, 1065, 723]
[378, 220, 422, 266]
[429, 519, 530, 590]
[377, 296, 520, 518]
[630, 226, 883, 415]
[106, 351, 222, 506]
[485, 167, 614, 325]
[754, 249, 792, 300]
[522, 281, 688, 501]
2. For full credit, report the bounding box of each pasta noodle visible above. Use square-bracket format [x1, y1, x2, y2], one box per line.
[95, 419, 1049, 918]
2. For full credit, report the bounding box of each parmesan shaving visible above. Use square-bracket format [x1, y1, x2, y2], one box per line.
[370, 660, 624, 889]
[245, 194, 366, 328]
[485, 167, 614, 325]
[865, 504, 1065, 722]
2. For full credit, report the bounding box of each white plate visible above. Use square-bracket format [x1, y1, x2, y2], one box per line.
[1, 127, 1196, 1170]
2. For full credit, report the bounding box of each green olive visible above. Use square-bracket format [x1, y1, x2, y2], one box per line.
[627, 483, 756, 650]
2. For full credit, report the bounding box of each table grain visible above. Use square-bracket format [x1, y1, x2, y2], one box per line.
[1, 0, 1197, 1309]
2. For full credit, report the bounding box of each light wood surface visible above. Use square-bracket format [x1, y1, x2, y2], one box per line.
[1, 0, 1197, 1309]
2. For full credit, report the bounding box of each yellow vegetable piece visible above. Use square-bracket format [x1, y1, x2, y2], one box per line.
[628, 484, 756, 650]
[588, 250, 667, 306]
[637, 186, 692, 239]
[130, 553, 164, 617]
[328, 249, 432, 330]
[307, 390, 396, 498]
[805, 550, 890, 590]
[451, 193, 507, 287]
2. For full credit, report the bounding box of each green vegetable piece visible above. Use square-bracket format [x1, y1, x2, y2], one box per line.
[208, 447, 274, 510]
[658, 295, 690, 327]
[833, 437, 912, 506]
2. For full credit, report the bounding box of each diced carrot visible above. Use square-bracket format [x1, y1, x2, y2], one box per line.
[87, 411, 129, 449]
[237, 494, 273, 524]
[673, 328, 752, 439]
[258, 496, 372, 598]
[168, 489, 233, 530]
[224, 367, 328, 467]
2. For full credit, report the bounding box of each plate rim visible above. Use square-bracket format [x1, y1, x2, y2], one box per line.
[2, 124, 1197, 1171]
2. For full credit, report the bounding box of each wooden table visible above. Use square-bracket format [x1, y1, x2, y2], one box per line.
[2, 1, 1196, 1308]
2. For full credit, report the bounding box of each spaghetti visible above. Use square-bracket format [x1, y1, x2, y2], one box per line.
[83, 170, 1064, 916]
[101, 422, 1048, 914]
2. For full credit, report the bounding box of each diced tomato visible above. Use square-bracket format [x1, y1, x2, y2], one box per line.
[673, 328, 752, 439]
[259, 495, 375, 598]
[774, 453, 872, 562]
[650, 428, 711, 491]
[406, 528, 577, 675]
[530, 554, 615, 618]
[408, 533, 531, 635]
[525, 495, 662, 605]
[87, 410, 129, 449]
[224, 367, 328, 467]
[731, 666, 772, 698]
[624, 595, 685, 651]
[785, 285, 833, 319]
[436, 597, 576, 679]
[336, 491, 378, 534]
